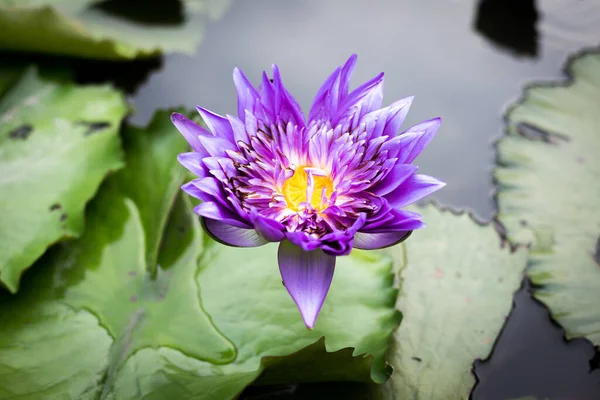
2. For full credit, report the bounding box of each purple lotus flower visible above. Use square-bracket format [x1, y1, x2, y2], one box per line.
[171, 54, 444, 329]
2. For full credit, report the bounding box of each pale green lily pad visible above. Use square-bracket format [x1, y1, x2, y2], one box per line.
[0, 66, 127, 293]
[0, 110, 400, 399]
[0, 0, 229, 60]
[495, 50, 600, 347]
[377, 205, 527, 399]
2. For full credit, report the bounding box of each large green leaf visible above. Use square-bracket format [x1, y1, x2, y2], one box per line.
[0, 111, 400, 399]
[0, 0, 229, 60]
[0, 66, 127, 293]
[112, 110, 191, 274]
[0, 65, 24, 96]
[495, 50, 600, 347]
[378, 206, 527, 399]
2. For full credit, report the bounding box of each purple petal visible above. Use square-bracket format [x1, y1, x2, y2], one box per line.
[381, 96, 415, 137]
[317, 213, 366, 256]
[183, 178, 230, 208]
[202, 218, 267, 247]
[260, 71, 277, 118]
[196, 106, 235, 143]
[385, 174, 446, 208]
[226, 114, 248, 144]
[308, 67, 342, 122]
[271, 64, 305, 126]
[250, 208, 285, 242]
[394, 118, 442, 163]
[285, 230, 321, 252]
[318, 230, 355, 256]
[333, 72, 384, 124]
[197, 134, 237, 157]
[307, 55, 358, 121]
[362, 208, 424, 232]
[371, 164, 418, 196]
[202, 156, 239, 181]
[193, 202, 249, 228]
[171, 113, 210, 154]
[178, 153, 207, 177]
[278, 240, 336, 329]
[338, 54, 358, 102]
[353, 231, 412, 250]
[233, 67, 260, 122]
[181, 180, 211, 202]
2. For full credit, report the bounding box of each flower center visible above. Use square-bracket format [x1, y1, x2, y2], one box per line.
[282, 167, 333, 211]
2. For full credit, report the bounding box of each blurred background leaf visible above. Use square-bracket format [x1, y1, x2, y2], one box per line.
[0, 0, 231, 60]
[0, 66, 127, 292]
[495, 50, 600, 348]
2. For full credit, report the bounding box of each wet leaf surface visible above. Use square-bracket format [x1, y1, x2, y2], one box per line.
[495, 50, 600, 348]
[0, 66, 127, 292]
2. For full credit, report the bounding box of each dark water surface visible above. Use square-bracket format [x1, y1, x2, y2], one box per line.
[126, 1, 600, 398]
[29, 0, 590, 398]
[125, 0, 600, 399]
[130, 0, 599, 221]
[0, 0, 598, 398]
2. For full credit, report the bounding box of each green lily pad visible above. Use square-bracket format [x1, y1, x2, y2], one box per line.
[0, 0, 227, 60]
[0, 111, 400, 399]
[495, 50, 600, 347]
[0, 65, 24, 96]
[378, 206, 527, 399]
[0, 66, 127, 293]
[112, 110, 191, 274]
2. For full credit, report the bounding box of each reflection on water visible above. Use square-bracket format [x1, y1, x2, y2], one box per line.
[93, 0, 186, 25]
[475, 0, 539, 58]
[473, 281, 600, 400]
[124, 0, 600, 398]
[540, 0, 600, 52]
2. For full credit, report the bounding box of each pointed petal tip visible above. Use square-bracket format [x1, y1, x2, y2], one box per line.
[298, 301, 320, 329]
[372, 71, 385, 83]
[423, 117, 442, 130]
[302, 314, 317, 330]
[430, 177, 447, 189]
[195, 105, 213, 117]
[278, 241, 336, 330]
[170, 112, 184, 122]
[342, 53, 358, 70]
[419, 175, 447, 192]
[232, 67, 255, 89]
[171, 112, 194, 127]
[195, 105, 206, 119]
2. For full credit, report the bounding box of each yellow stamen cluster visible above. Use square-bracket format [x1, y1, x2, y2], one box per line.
[282, 167, 333, 211]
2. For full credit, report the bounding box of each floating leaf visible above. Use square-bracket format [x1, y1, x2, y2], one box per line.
[0, 66, 127, 293]
[112, 110, 191, 274]
[377, 206, 527, 399]
[495, 50, 600, 347]
[0, 111, 400, 399]
[0, 64, 24, 96]
[0, 0, 229, 60]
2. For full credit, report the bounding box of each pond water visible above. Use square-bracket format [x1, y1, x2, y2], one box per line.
[36, 0, 596, 398]
[122, 1, 600, 397]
